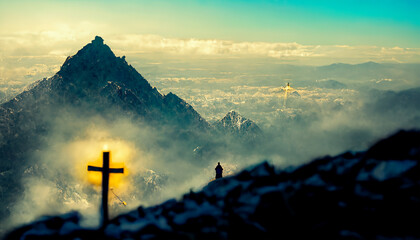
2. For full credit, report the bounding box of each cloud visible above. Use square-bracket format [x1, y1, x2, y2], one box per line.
[1, 28, 420, 62]
[109, 34, 320, 58]
[108, 34, 420, 64]
[1, 30, 420, 88]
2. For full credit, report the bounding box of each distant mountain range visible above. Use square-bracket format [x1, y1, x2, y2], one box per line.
[314, 79, 347, 89]
[6, 129, 420, 239]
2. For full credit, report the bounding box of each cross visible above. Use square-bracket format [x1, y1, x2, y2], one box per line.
[88, 151, 124, 227]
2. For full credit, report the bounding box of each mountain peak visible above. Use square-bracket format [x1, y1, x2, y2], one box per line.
[223, 110, 248, 124]
[222, 110, 245, 123]
[226, 110, 239, 116]
[92, 36, 104, 45]
[56, 36, 131, 89]
[60, 36, 116, 74]
[48, 36, 209, 128]
[214, 110, 262, 139]
[79, 36, 112, 56]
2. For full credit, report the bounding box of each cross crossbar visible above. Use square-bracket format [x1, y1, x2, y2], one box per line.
[88, 165, 124, 173]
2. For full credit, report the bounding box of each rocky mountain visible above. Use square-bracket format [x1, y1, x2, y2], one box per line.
[0, 36, 210, 168]
[0, 36, 208, 129]
[6, 129, 420, 239]
[213, 110, 262, 140]
[0, 36, 211, 233]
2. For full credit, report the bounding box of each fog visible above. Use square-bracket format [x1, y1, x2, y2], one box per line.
[1, 59, 420, 236]
[4, 108, 246, 231]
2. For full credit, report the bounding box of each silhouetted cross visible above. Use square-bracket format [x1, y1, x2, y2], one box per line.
[88, 151, 124, 227]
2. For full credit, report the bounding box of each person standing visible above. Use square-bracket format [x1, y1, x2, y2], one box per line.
[215, 162, 223, 179]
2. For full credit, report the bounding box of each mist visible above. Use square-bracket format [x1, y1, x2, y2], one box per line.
[3, 106, 246, 231]
[8, 86, 420, 232]
[1, 58, 420, 237]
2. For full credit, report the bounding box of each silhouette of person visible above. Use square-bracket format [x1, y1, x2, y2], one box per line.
[215, 162, 223, 179]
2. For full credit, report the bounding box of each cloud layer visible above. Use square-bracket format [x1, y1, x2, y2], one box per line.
[1, 26, 420, 89]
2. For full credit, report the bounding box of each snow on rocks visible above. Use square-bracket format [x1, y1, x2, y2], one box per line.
[213, 110, 263, 141]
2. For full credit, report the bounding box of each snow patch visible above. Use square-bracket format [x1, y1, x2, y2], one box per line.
[173, 201, 221, 225]
[305, 174, 326, 186]
[372, 160, 416, 181]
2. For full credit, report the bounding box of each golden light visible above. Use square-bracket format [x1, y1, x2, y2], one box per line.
[87, 149, 128, 187]
[282, 82, 294, 108]
[53, 127, 148, 213]
[64, 134, 136, 193]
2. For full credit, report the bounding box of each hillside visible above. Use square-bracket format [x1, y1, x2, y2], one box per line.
[6, 129, 420, 239]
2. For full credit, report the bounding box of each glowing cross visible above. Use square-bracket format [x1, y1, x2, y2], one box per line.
[87, 151, 124, 227]
[283, 82, 294, 108]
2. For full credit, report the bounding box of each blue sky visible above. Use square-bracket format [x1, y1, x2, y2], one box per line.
[1, 0, 419, 47]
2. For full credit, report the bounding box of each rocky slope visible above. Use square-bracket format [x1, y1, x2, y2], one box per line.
[6, 129, 420, 240]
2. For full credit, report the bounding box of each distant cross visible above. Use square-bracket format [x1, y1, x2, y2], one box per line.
[88, 151, 124, 227]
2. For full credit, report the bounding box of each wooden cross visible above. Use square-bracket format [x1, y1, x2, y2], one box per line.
[88, 151, 124, 227]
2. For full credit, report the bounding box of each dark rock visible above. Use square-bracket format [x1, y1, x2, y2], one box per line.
[365, 130, 420, 160]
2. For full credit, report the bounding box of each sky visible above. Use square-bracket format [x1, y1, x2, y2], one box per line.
[1, 0, 419, 46]
[0, 0, 419, 86]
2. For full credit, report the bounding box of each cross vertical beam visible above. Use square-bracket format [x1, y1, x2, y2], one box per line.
[101, 151, 110, 226]
[87, 150, 124, 228]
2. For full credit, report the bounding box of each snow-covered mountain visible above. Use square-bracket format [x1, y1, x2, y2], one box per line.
[213, 110, 262, 140]
[6, 129, 420, 239]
